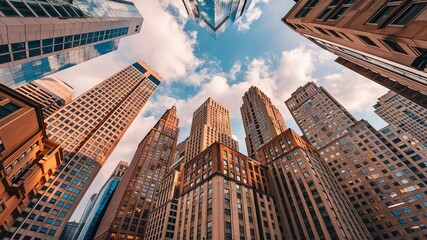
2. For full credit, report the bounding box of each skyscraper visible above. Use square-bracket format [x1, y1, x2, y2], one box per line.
[185, 97, 238, 163]
[285, 82, 357, 150]
[176, 142, 283, 240]
[257, 129, 372, 240]
[181, 0, 253, 38]
[0, 0, 143, 88]
[241, 86, 287, 159]
[286, 82, 427, 240]
[374, 91, 427, 144]
[7, 60, 161, 239]
[72, 161, 128, 240]
[95, 106, 179, 240]
[283, 0, 427, 107]
[0, 84, 63, 236]
[16, 77, 74, 118]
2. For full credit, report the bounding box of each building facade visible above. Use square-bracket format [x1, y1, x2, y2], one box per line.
[185, 98, 238, 163]
[58, 221, 78, 240]
[176, 142, 283, 240]
[16, 77, 74, 118]
[72, 161, 128, 240]
[257, 129, 372, 239]
[283, 0, 427, 107]
[241, 86, 287, 159]
[181, 0, 253, 38]
[374, 91, 427, 144]
[0, 84, 63, 236]
[285, 82, 357, 150]
[0, 0, 143, 88]
[286, 82, 427, 240]
[95, 106, 179, 240]
[6, 60, 161, 239]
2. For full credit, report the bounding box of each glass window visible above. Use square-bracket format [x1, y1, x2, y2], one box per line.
[392, 3, 427, 25]
[382, 40, 407, 54]
[0, 102, 21, 119]
[357, 35, 378, 47]
[369, 5, 396, 23]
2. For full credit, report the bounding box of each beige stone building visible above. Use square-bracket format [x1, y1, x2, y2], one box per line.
[184, 98, 238, 163]
[240, 86, 287, 159]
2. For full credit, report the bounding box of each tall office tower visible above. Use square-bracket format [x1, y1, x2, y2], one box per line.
[257, 129, 372, 240]
[374, 91, 427, 144]
[285, 82, 357, 150]
[7, 60, 162, 239]
[0, 0, 143, 88]
[241, 86, 287, 159]
[181, 0, 253, 38]
[72, 161, 128, 240]
[95, 106, 179, 240]
[377, 125, 427, 182]
[283, 0, 427, 107]
[58, 221, 78, 240]
[185, 98, 238, 163]
[176, 142, 283, 240]
[145, 163, 183, 240]
[286, 83, 427, 240]
[16, 77, 74, 118]
[0, 84, 63, 236]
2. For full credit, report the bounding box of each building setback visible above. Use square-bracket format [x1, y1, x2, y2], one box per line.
[16, 77, 74, 118]
[283, 0, 427, 107]
[374, 91, 427, 144]
[286, 82, 427, 240]
[257, 129, 372, 240]
[176, 142, 283, 240]
[7, 60, 161, 239]
[0, 84, 63, 236]
[95, 106, 179, 240]
[72, 161, 128, 240]
[241, 86, 287, 159]
[0, 0, 143, 88]
[185, 98, 238, 163]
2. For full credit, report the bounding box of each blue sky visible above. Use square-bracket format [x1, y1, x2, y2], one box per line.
[59, 0, 389, 220]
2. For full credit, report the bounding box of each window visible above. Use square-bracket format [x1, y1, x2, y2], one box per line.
[0, 102, 21, 119]
[382, 40, 407, 54]
[392, 3, 427, 25]
[317, 0, 339, 19]
[357, 35, 378, 47]
[295, 0, 319, 18]
[369, 5, 397, 24]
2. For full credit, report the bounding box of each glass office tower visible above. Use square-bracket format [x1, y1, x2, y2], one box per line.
[181, 0, 252, 38]
[0, 0, 143, 88]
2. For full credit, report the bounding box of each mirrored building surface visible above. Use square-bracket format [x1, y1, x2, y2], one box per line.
[0, 0, 143, 88]
[182, 0, 252, 38]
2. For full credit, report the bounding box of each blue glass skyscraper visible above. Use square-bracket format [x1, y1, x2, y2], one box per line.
[182, 0, 252, 38]
[0, 0, 143, 88]
[70, 161, 128, 240]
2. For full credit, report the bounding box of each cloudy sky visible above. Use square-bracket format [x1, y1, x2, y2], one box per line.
[60, 0, 389, 221]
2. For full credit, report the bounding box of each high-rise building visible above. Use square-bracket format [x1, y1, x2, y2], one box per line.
[0, 84, 63, 236]
[286, 83, 427, 240]
[257, 129, 372, 240]
[7, 60, 161, 239]
[374, 91, 427, 144]
[144, 163, 183, 240]
[241, 86, 287, 159]
[176, 142, 283, 240]
[181, 0, 253, 38]
[185, 97, 238, 163]
[16, 77, 74, 118]
[171, 138, 188, 168]
[95, 106, 179, 240]
[285, 82, 357, 150]
[283, 0, 427, 107]
[0, 0, 143, 88]
[58, 221, 78, 240]
[72, 161, 128, 240]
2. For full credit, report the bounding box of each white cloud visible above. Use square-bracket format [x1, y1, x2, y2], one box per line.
[237, 0, 269, 31]
[229, 61, 242, 81]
